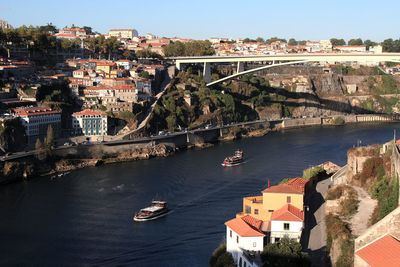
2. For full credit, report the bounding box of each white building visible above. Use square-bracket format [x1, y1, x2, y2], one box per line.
[108, 29, 138, 40]
[270, 204, 304, 243]
[369, 45, 383, 54]
[116, 59, 133, 70]
[13, 107, 62, 141]
[72, 109, 108, 136]
[225, 215, 265, 267]
[335, 45, 367, 53]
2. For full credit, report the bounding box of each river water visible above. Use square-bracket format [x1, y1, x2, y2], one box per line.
[0, 123, 399, 267]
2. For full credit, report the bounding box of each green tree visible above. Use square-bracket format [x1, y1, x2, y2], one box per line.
[348, 38, 363, 46]
[163, 40, 215, 57]
[35, 138, 46, 160]
[330, 38, 346, 46]
[266, 37, 287, 44]
[44, 125, 54, 151]
[288, 38, 298, 46]
[364, 39, 377, 49]
[256, 37, 265, 43]
[261, 237, 310, 267]
[209, 244, 234, 267]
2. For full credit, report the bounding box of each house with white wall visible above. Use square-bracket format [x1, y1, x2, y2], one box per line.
[225, 215, 265, 267]
[270, 204, 304, 243]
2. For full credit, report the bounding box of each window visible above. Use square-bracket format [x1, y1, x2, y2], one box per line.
[245, 205, 251, 214]
[287, 196, 291, 203]
[230, 230, 232, 238]
[236, 236, 239, 243]
[254, 209, 259, 215]
[253, 242, 257, 247]
[268, 209, 274, 212]
[284, 223, 290, 230]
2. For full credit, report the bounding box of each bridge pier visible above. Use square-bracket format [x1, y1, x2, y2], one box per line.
[237, 61, 244, 73]
[203, 62, 211, 84]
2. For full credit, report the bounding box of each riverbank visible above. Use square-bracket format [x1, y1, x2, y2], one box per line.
[1, 123, 399, 266]
[1, 114, 399, 185]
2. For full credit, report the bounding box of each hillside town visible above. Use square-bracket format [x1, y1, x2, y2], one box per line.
[2, 19, 400, 154]
[3, 1, 400, 266]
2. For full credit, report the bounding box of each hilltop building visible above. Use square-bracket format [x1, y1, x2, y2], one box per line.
[108, 29, 138, 40]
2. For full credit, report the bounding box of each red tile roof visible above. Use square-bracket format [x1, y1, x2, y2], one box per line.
[263, 177, 307, 194]
[13, 107, 61, 117]
[271, 204, 304, 222]
[356, 235, 400, 267]
[241, 215, 263, 230]
[225, 216, 265, 237]
[73, 109, 107, 117]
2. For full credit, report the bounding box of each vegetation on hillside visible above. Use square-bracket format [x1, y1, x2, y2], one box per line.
[163, 40, 215, 57]
[209, 244, 234, 267]
[261, 237, 310, 267]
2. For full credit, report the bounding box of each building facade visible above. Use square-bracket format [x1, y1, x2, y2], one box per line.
[72, 109, 108, 136]
[13, 107, 62, 142]
[108, 29, 138, 39]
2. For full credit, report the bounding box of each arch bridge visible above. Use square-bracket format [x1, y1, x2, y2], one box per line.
[170, 53, 400, 86]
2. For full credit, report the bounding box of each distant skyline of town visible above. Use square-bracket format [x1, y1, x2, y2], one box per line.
[1, 0, 400, 41]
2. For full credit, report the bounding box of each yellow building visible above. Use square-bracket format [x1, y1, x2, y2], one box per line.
[95, 61, 117, 77]
[237, 178, 307, 222]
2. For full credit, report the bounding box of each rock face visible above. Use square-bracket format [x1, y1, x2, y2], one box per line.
[0, 161, 36, 184]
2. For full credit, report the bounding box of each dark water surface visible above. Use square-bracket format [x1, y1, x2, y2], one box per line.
[1, 123, 399, 267]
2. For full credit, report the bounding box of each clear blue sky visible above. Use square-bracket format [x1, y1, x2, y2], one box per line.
[0, 0, 399, 41]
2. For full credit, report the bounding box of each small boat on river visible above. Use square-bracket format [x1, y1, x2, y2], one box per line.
[222, 149, 244, 167]
[133, 200, 169, 222]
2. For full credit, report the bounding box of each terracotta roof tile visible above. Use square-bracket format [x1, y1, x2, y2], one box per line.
[241, 215, 263, 230]
[356, 234, 400, 267]
[225, 216, 265, 237]
[13, 107, 61, 117]
[73, 109, 107, 117]
[263, 177, 307, 194]
[271, 204, 304, 222]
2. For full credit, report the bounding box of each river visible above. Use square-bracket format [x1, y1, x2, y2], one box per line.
[0, 123, 399, 267]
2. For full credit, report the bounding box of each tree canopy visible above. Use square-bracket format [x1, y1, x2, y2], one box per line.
[163, 40, 215, 57]
[348, 38, 363, 46]
[330, 38, 346, 46]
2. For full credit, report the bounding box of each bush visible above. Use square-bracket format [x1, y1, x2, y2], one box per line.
[339, 188, 359, 219]
[209, 244, 234, 267]
[326, 185, 347, 200]
[325, 214, 354, 266]
[333, 116, 345, 125]
[303, 166, 325, 180]
[261, 237, 310, 267]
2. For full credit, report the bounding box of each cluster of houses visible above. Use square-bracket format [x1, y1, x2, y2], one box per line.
[225, 177, 308, 267]
[66, 58, 163, 112]
[209, 38, 383, 56]
[0, 53, 166, 144]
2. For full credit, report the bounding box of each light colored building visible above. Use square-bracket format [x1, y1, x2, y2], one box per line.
[0, 19, 12, 29]
[335, 45, 367, 53]
[319, 40, 333, 52]
[55, 27, 87, 39]
[72, 109, 108, 136]
[108, 29, 138, 39]
[270, 204, 304, 243]
[116, 59, 133, 70]
[239, 177, 307, 222]
[369, 45, 383, 54]
[13, 106, 61, 141]
[225, 215, 265, 267]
